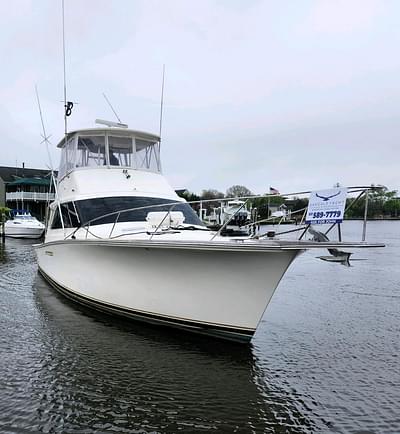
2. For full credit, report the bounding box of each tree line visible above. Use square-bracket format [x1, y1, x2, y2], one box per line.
[178, 185, 400, 220]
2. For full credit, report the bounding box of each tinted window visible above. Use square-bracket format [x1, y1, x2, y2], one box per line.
[75, 196, 204, 227]
[51, 207, 62, 229]
[61, 202, 80, 228]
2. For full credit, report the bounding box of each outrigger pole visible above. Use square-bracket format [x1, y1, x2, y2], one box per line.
[35, 85, 64, 233]
[159, 64, 166, 141]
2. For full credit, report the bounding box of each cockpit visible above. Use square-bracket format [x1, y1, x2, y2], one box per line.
[58, 128, 161, 180]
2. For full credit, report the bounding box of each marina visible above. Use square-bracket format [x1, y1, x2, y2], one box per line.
[0, 221, 399, 432]
[1, 0, 399, 432]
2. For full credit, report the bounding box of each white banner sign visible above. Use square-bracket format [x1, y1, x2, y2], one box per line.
[306, 188, 347, 224]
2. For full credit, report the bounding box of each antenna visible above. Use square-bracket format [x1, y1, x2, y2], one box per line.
[102, 92, 123, 123]
[35, 84, 64, 233]
[61, 0, 68, 137]
[159, 64, 166, 140]
[35, 85, 54, 171]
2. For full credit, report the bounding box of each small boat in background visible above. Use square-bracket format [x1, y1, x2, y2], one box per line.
[203, 199, 251, 235]
[220, 200, 251, 234]
[5, 211, 45, 239]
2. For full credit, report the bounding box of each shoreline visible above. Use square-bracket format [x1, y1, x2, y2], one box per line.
[345, 218, 400, 221]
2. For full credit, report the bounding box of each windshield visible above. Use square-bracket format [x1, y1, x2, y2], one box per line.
[77, 136, 106, 167]
[108, 136, 134, 166]
[50, 196, 204, 228]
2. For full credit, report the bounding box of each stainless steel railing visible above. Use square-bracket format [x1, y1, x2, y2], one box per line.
[62, 185, 380, 242]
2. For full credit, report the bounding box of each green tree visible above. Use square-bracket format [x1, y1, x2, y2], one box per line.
[200, 189, 224, 211]
[177, 190, 200, 202]
[0, 207, 10, 223]
[383, 199, 400, 217]
[225, 185, 252, 198]
[250, 193, 287, 220]
[345, 188, 399, 218]
[0, 207, 11, 241]
[200, 189, 224, 200]
[177, 190, 201, 212]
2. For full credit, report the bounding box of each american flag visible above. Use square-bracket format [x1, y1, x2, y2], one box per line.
[269, 187, 279, 195]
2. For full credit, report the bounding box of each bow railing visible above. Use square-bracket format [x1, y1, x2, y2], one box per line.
[62, 185, 382, 242]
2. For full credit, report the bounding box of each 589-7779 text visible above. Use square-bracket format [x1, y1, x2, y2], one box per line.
[311, 210, 342, 219]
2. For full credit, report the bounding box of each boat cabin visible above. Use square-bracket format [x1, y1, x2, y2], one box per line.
[226, 200, 245, 208]
[57, 128, 161, 180]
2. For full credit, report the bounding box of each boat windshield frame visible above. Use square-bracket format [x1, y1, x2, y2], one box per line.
[58, 130, 162, 180]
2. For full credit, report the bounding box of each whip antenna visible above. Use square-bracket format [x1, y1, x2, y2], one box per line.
[102, 93, 122, 123]
[159, 64, 165, 140]
[61, 0, 71, 137]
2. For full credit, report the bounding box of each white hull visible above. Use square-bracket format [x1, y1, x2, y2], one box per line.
[36, 239, 300, 342]
[36, 126, 383, 343]
[5, 226, 44, 239]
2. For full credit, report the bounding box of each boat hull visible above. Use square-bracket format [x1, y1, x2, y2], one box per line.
[36, 240, 300, 342]
[5, 226, 44, 239]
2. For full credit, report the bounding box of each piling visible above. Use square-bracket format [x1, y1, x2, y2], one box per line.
[0, 207, 9, 243]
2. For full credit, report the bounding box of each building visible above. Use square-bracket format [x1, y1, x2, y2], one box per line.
[0, 165, 55, 220]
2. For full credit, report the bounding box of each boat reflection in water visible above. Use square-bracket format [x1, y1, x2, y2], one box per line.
[28, 274, 316, 433]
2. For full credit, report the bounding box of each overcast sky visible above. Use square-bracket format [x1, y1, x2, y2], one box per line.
[0, 0, 399, 194]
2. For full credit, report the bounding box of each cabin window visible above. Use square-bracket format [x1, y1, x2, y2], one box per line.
[75, 196, 204, 227]
[76, 136, 106, 168]
[60, 202, 80, 228]
[108, 136, 134, 167]
[59, 133, 161, 174]
[59, 137, 76, 179]
[135, 139, 161, 172]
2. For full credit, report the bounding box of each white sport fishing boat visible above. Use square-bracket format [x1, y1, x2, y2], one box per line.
[5, 211, 45, 239]
[212, 199, 251, 235]
[35, 122, 383, 342]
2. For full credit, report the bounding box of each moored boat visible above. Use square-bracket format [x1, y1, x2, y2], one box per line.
[5, 211, 45, 239]
[35, 123, 383, 342]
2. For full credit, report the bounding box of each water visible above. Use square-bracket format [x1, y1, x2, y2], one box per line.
[0, 221, 399, 433]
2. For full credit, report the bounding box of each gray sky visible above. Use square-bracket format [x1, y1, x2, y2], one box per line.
[0, 0, 399, 194]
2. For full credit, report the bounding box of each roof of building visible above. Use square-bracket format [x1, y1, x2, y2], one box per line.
[0, 166, 55, 183]
[7, 177, 50, 187]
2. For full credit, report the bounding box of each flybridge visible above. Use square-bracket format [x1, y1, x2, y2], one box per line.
[57, 126, 162, 180]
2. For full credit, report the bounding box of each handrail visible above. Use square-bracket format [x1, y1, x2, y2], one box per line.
[187, 185, 383, 206]
[71, 185, 380, 229]
[63, 185, 381, 241]
[6, 191, 55, 201]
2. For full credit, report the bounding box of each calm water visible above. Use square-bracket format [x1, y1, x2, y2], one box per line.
[0, 221, 399, 433]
